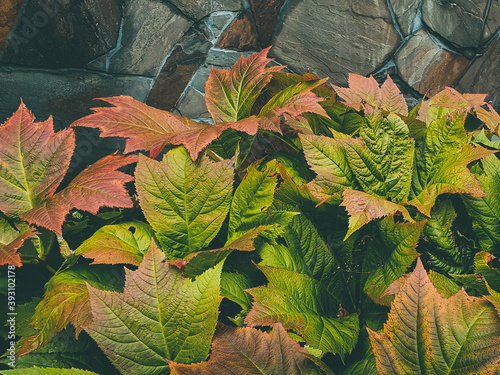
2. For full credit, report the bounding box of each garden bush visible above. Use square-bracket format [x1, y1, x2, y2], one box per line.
[1, 47, 500, 374]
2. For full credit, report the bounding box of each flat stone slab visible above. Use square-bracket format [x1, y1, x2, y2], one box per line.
[167, 0, 243, 21]
[389, 0, 420, 36]
[107, 0, 192, 76]
[270, 0, 400, 85]
[395, 29, 469, 96]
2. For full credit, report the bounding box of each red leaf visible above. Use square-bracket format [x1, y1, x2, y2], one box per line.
[21, 154, 137, 235]
[0, 101, 75, 216]
[0, 229, 37, 267]
[205, 47, 283, 123]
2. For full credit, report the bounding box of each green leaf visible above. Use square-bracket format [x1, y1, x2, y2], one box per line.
[343, 112, 414, 202]
[18, 265, 124, 355]
[428, 270, 461, 298]
[245, 266, 359, 359]
[364, 216, 424, 306]
[205, 47, 282, 123]
[169, 324, 323, 375]
[228, 160, 294, 242]
[452, 252, 500, 294]
[300, 134, 355, 195]
[462, 155, 500, 254]
[75, 221, 153, 266]
[0, 367, 101, 374]
[136, 147, 233, 258]
[368, 258, 500, 374]
[220, 272, 254, 312]
[85, 241, 223, 374]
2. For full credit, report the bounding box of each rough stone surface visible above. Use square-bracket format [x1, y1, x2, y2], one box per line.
[0, 0, 24, 53]
[207, 13, 234, 41]
[174, 87, 210, 119]
[456, 35, 500, 109]
[389, 0, 420, 36]
[107, 0, 192, 76]
[0, 66, 152, 128]
[1, 0, 122, 68]
[147, 25, 212, 110]
[271, 0, 401, 85]
[395, 29, 469, 96]
[167, 0, 243, 21]
[483, 0, 500, 43]
[250, 0, 287, 46]
[216, 12, 260, 51]
[422, 0, 489, 48]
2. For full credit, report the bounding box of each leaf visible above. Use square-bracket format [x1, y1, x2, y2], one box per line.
[205, 47, 283, 123]
[75, 221, 154, 266]
[300, 134, 355, 195]
[475, 104, 500, 133]
[333, 74, 408, 115]
[71, 96, 258, 160]
[220, 272, 254, 312]
[343, 112, 414, 202]
[20, 154, 137, 235]
[228, 160, 295, 242]
[85, 241, 223, 374]
[135, 147, 233, 258]
[0, 102, 75, 217]
[462, 155, 500, 254]
[0, 367, 101, 374]
[409, 144, 493, 216]
[340, 189, 413, 240]
[245, 266, 359, 359]
[0, 226, 37, 267]
[363, 216, 424, 306]
[368, 258, 500, 374]
[452, 252, 500, 294]
[169, 323, 322, 375]
[18, 265, 124, 355]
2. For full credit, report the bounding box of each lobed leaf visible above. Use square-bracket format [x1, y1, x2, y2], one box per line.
[85, 241, 223, 374]
[0, 367, 101, 374]
[169, 323, 322, 375]
[368, 258, 500, 374]
[136, 147, 233, 258]
[0, 223, 37, 267]
[205, 47, 283, 123]
[0, 102, 75, 217]
[20, 154, 137, 235]
[245, 265, 359, 359]
[75, 220, 154, 266]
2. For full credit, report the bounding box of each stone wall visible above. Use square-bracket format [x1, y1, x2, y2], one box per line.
[1, 0, 499, 130]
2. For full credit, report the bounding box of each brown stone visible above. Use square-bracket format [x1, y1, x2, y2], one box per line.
[456, 35, 500, 110]
[271, 0, 401, 85]
[1, 0, 122, 68]
[250, 0, 286, 46]
[216, 12, 259, 51]
[395, 29, 469, 96]
[147, 27, 212, 110]
[0, 0, 24, 52]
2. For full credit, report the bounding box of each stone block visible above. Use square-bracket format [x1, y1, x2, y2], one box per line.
[395, 29, 469, 96]
[422, 0, 488, 48]
[249, 0, 287, 46]
[216, 11, 259, 51]
[1, 0, 122, 68]
[107, 0, 192, 76]
[147, 25, 212, 110]
[270, 0, 400, 85]
[167, 0, 243, 21]
[456, 35, 500, 110]
[389, 0, 420, 36]
[0, 65, 152, 129]
[0, 0, 24, 53]
[174, 87, 210, 119]
[483, 0, 500, 44]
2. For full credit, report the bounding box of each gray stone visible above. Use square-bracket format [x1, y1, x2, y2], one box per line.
[270, 0, 401, 85]
[174, 87, 210, 118]
[0, 65, 152, 129]
[483, 0, 500, 43]
[107, 0, 192, 76]
[455, 35, 500, 110]
[422, 0, 488, 48]
[207, 13, 234, 42]
[395, 29, 469, 96]
[1, 0, 122, 68]
[389, 0, 421, 36]
[167, 0, 243, 21]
